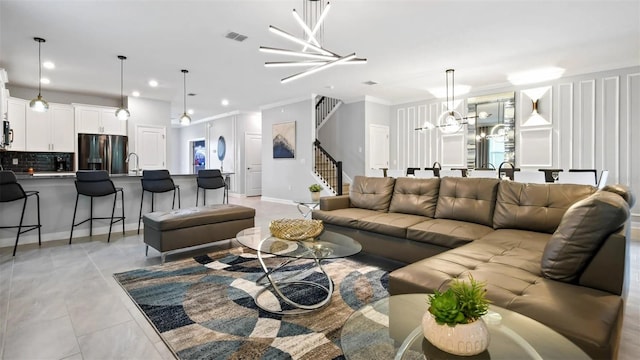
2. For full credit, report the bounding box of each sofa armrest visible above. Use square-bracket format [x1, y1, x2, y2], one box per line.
[579, 225, 629, 297]
[320, 195, 350, 211]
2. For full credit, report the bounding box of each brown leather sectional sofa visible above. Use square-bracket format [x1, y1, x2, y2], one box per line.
[312, 176, 634, 359]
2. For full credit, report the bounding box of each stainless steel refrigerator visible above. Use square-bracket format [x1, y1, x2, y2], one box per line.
[77, 134, 128, 174]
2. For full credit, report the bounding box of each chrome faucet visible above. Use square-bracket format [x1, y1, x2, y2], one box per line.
[125, 152, 140, 175]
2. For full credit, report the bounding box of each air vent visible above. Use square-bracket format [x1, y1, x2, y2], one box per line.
[363, 80, 378, 86]
[225, 32, 248, 42]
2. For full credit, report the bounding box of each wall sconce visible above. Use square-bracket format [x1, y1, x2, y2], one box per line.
[521, 86, 552, 126]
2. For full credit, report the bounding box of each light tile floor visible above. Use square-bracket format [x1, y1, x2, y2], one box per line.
[0, 197, 638, 359]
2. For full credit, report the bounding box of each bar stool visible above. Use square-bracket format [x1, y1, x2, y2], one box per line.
[70, 170, 125, 244]
[196, 169, 226, 206]
[0, 171, 42, 256]
[138, 170, 180, 234]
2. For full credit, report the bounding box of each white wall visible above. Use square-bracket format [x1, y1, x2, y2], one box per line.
[318, 98, 390, 180]
[173, 112, 262, 195]
[261, 97, 319, 201]
[390, 66, 640, 220]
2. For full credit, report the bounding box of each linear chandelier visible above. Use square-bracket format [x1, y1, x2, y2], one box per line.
[260, 0, 366, 83]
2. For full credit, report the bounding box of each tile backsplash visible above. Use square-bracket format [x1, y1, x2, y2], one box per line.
[0, 151, 74, 172]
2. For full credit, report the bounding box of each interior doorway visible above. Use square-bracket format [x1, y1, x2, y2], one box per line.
[245, 132, 262, 196]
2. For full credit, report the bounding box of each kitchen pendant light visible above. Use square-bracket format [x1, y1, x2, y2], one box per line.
[29, 37, 49, 112]
[179, 69, 191, 126]
[115, 55, 130, 121]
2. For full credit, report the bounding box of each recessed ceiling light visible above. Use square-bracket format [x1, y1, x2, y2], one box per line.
[40, 77, 50, 84]
[132, 91, 140, 97]
[221, 99, 229, 106]
[148, 79, 158, 87]
[363, 81, 378, 86]
[43, 61, 55, 69]
[507, 67, 565, 85]
[187, 109, 194, 115]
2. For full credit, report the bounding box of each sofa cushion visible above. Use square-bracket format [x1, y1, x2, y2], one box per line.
[406, 219, 494, 248]
[493, 181, 596, 233]
[434, 177, 500, 226]
[357, 212, 429, 238]
[389, 177, 440, 217]
[541, 190, 630, 282]
[312, 208, 379, 227]
[349, 176, 396, 211]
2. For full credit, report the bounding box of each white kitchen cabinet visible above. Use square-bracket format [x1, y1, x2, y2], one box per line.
[75, 104, 126, 135]
[5, 97, 27, 151]
[26, 103, 75, 152]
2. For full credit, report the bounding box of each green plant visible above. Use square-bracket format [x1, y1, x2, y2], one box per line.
[428, 275, 490, 326]
[309, 184, 323, 192]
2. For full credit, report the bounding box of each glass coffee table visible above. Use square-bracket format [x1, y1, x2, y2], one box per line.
[235, 226, 361, 315]
[341, 293, 590, 359]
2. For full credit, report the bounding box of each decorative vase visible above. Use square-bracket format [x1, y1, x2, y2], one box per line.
[310, 191, 321, 202]
[422, 312, 490, 356]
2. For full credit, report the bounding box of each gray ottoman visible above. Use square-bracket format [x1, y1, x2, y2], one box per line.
[143, 204, 255, 262]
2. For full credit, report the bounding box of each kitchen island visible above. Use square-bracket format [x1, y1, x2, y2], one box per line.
[0, 173, 228, 249]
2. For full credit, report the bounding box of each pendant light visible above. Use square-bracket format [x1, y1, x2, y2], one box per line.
[29, 37, 49, 112]
[436, 69, 463, 134]
[179, 69, 191, 126]
[115, 55, 130, 121]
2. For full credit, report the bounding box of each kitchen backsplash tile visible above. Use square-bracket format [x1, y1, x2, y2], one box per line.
[0, 151, 74, 172]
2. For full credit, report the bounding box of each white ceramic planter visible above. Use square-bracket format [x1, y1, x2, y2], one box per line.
[422, 311, 490, 356]
[310, 191, 321, 202]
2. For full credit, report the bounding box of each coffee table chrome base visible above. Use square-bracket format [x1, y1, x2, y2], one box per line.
[255, 243, 334, 315]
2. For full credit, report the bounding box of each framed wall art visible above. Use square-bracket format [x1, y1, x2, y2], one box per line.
[272, 121, 296, 159]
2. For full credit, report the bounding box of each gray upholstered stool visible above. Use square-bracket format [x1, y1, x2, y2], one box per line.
[143, 204, 255, 263]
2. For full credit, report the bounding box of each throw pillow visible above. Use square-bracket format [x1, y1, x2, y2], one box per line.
[541, 191, 629, 282]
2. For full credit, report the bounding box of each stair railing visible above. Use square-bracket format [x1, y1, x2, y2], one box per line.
[315, 96, 340, 128]
[313, 139, 343, 195]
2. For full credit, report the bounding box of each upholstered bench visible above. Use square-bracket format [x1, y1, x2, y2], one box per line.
[143, 204, 255, 263]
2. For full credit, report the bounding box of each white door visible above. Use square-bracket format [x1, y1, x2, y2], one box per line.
[369, 124, 389, 170]
[245, 133, 262, 196]
[136, 125, 166, 170]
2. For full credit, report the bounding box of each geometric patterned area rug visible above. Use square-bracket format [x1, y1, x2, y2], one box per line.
[113, 247, 389, 360]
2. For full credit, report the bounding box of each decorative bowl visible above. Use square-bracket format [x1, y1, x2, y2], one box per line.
[269, 219, 324, 240]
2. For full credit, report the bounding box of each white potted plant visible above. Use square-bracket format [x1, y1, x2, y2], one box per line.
[308, 183, 323, 202]
[423, 275, 491, 356]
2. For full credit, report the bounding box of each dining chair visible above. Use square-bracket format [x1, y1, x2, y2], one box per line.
[386, 169, 405, 178]
[438, 169, 463, 178]
[467, 169, 498, 179]
[413, 170, 436, 179]
[569, 169, 598, 185]
[514, 171, 546, 184]
[557, 172, 597, 186]
[598, 170, 609, 189]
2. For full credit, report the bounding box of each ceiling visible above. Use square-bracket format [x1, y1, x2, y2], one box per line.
[1, 0, 639, 124]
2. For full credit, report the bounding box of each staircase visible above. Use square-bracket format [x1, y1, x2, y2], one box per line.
[313, 96, 345, 195]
